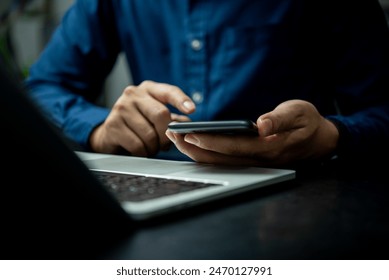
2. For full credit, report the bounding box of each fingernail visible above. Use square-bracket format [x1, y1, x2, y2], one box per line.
[184, 134, 199, 145]
[260, 118, 273, 136]
[165, 130, 176, 143]
[182, 100, 195, 111]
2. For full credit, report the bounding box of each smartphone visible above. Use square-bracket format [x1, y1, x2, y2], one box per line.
[168, 119, 258, 135]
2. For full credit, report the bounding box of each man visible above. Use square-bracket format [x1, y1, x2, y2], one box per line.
[26, 0, 389, 166]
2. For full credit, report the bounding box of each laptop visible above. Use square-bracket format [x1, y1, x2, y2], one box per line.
[77, 150, 295, 220]
[0, 61, 295, 258]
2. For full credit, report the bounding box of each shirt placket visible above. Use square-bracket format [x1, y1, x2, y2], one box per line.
[185, 1, 210, 119]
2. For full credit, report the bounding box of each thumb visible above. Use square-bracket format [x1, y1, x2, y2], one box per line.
[257, 100, 309, 137]
[257, 118, 274, 137]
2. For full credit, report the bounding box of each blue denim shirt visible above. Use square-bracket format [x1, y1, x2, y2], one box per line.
[26, 0, 389, 160]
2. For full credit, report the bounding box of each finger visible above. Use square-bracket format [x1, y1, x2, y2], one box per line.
[183, 133, 261, 158]
[139, 80, 196, 114]
[166, 131, 259, 166]
[135, 96, 174, 149]
[121, 85, 175, 152]
[117, 128, 149, 157]
[257, 100, 315, 137]
[111, 102, 160, 156]
[109, 96, 163, 155]
[170, 113, 191, 122]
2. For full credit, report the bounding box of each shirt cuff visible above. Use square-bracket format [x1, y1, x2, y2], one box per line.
[325, 116, 351, 158]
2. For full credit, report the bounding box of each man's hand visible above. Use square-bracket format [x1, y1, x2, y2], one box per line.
[166, 100, 339, 166]
[90, 80, 195, 156]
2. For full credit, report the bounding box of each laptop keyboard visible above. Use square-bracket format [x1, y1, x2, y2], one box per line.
[92, 170, 222, 202]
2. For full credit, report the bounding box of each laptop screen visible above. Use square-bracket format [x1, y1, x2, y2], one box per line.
[0, 62, 133, 259]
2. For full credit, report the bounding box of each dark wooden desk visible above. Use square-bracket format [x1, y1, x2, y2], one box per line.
[98, 161, 389, 260]
[2, 157, 388, 260]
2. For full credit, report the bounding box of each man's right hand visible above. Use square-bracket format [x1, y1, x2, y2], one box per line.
[89, 80, 195, 157]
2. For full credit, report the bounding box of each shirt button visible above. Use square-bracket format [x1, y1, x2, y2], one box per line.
[191, 39, 203, 51]
[192, 92, 204, 104]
